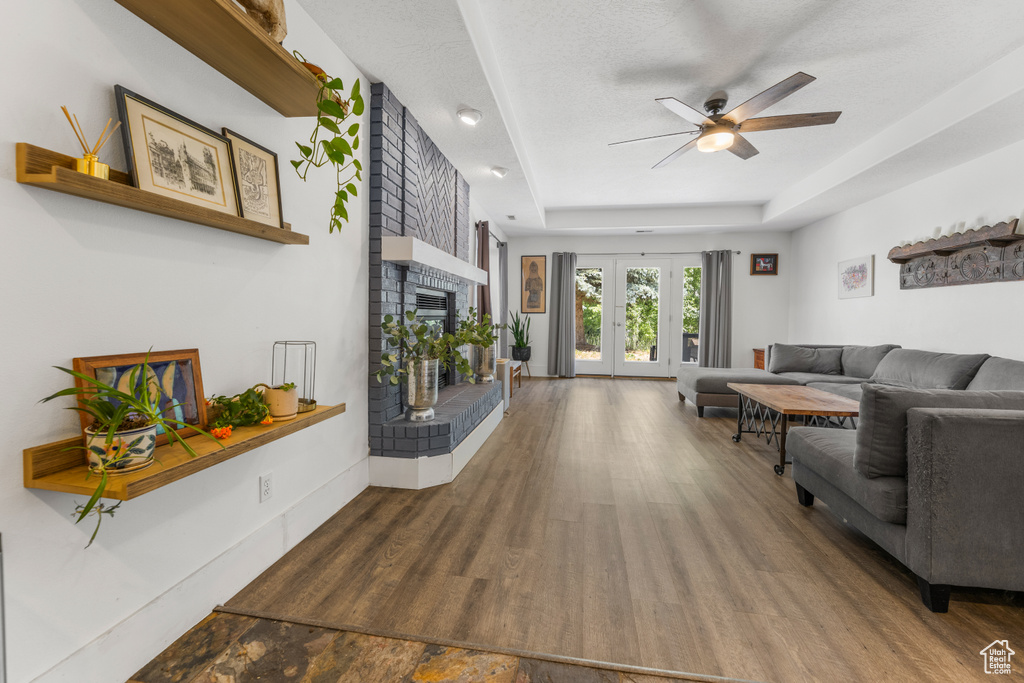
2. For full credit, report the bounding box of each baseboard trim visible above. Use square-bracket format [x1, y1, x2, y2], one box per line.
[31, 459, 369, 683]
[213, 604, 749, 683]
[368, 402, 503, 489]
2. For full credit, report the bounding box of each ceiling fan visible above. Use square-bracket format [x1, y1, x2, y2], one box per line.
[611, 72, 841, 168]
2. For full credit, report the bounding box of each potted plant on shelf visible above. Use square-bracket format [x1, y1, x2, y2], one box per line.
[374, 310, 472, 422]
[457, 308, 502, 383]
[257, 382, 298, 421]
[206, 384, 275, 439]
[292, 51, 365, 234]
[41, 356, 219, 547]
[509, 309, 532, 362]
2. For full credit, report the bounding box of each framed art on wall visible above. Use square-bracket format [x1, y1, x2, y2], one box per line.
[72, 349, 208, 447]
[838, 255, 874, 298]
[750, 253, 779, 275]
[222, 128, 284, 229]
[521, 255, 546, 313]
[115, 85, 240, 217]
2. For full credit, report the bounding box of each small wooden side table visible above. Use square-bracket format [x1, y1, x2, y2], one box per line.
[753, 348, 765, 370]
[509, 361, 523, 397]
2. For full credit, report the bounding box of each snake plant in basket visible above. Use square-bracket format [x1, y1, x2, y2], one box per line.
[41, 355, 219, 547]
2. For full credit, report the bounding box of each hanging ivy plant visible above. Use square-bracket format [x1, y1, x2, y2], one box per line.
[292, 51, 365, 233]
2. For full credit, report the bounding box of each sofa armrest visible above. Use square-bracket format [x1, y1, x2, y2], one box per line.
[904, 408, 1024, 590]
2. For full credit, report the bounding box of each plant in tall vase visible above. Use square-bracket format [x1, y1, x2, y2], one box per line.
[456, 308, 502, 383]
[40, 355, 220, 547]
[508, 309, 532, 362]
[374, 310, 472, 421]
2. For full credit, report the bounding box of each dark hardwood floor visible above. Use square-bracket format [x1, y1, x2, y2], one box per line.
[225, 378, 1024, 682]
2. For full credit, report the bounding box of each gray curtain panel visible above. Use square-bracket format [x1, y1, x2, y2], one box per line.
[498, 240, 508, 355]
[476, 221, 492, 322]
[698, 250, 733, 368]
[547, 252, 578, 377]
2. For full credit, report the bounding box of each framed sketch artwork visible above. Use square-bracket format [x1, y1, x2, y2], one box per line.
[223, 128, 284, 228]
[521, 255, 546, 313]
[838, 255, 874, 299]
[115, 85, 240, 216]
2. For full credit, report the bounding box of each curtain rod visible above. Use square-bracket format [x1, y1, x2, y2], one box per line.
[573, 250, 741, 256]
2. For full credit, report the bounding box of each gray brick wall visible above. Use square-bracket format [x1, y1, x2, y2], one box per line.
[368, 82, 483, 457]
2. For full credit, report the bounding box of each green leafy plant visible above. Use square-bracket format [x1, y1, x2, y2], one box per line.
[508, 309, 531, 348]
[455, 307, 502, 348]
[292, 51, 365, 234]
[207, 385, 272, 429]
[277, 382, 296, 392]
[374, 310, 472, 385]
[40, 354, 220, 547]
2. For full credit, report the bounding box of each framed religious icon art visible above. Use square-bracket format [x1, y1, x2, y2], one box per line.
[521, 255, 546, 313]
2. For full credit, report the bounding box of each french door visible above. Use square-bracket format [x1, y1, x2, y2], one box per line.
[575, 257, 680, 377]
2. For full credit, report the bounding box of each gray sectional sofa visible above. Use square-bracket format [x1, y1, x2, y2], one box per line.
[676, 343, 900, 415]
[678, 345, 1024, 612]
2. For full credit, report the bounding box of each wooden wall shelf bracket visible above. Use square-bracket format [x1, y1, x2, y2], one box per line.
[24, 404, 346, 501]
[16, 143, 309, 245]
[112, 0, 322, 118]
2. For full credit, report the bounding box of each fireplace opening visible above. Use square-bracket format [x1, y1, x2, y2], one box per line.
[415, 286, 454, 388]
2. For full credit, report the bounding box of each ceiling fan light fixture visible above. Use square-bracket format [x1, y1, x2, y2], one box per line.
[457, 108, 482, 126]
[490, 166, 508, 178]
[696, 127, 735, 153]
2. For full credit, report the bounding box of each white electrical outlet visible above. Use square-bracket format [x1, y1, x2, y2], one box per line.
[259, 472, 273, 503]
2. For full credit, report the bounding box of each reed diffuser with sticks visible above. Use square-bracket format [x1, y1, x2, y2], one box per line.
[62, 106, 120, 179]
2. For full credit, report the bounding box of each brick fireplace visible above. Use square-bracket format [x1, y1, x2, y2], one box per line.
[367, 83, 503, 478]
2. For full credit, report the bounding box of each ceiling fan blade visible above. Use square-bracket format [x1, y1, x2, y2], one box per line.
[656, 97, 714, 127]
[727, 133, 759, 160]
[653, 138, 698, 169]
[722, 72, 816, 124]
[609, 129, 699, 146]
[739, 111, 841, 132]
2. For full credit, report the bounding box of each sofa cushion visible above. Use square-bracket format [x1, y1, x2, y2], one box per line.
[966, 356, 1024, 391]
[869, 348, 989, 390]
[788, 427, 907, 524]
[778, 372, 868, 386]
[807, 382, 864, 402]
[855, 384, 1024, 478]
[676, 367, 801, 395]
[842, 344, 900, 378]
[769, 344, 843, 375]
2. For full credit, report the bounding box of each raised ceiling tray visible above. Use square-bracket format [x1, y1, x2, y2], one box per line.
[113, 0, 321, 118]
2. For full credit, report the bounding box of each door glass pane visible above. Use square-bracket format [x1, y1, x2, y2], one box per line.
[625, 267, 660, 362]
[682, 266, 701, 363]
[575, 268, 603, 360]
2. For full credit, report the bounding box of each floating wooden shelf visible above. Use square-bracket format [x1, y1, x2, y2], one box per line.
[887, 219, 1021, 263]
[16, 144, 308, 245]
[113, 0, 321, 118]
[24, 404, 346, 501]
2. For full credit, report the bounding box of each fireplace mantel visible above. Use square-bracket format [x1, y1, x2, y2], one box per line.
[382, 236, 488, 285]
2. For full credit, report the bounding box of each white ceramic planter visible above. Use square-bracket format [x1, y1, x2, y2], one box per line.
[84, 424, 158, 473]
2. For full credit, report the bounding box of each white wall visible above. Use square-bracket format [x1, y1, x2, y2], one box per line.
[506, 231, 793, 374]
[788, 138, 1024, 360]
[0, 2, 369, 681]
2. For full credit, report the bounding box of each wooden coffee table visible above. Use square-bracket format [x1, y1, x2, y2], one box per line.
[727, 383, 860, 476]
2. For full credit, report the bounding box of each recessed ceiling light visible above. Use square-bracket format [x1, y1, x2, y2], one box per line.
[506, 215, 516, 220]
[457, 108, 482, 126]
[636, 229, 653, 233]
[490, 166, 508, 178]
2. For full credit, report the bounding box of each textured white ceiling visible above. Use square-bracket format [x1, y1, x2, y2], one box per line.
[300, 0, 1024, 236]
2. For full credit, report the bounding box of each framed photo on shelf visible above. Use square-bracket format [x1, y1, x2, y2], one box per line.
[222, 128, 284, 229]
[838, 255, 874, 299]
[750, 253, 779, 276]
[521, 255, 546, 313]
[115, 85, 240, 217]
[72, 349, 208, 447]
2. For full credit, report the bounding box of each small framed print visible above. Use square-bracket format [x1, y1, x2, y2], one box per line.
[72, 349, 208, 447]
[750, 253, 779, 276]
[838, 255, 874, 299]
[115, 85, 240, 216]
[222, 128, 284, 229]
[521, 255, 546, 313]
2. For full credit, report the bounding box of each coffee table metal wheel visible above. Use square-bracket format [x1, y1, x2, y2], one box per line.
[774, 464, 785, 476]
[732, 434, 741, 442]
